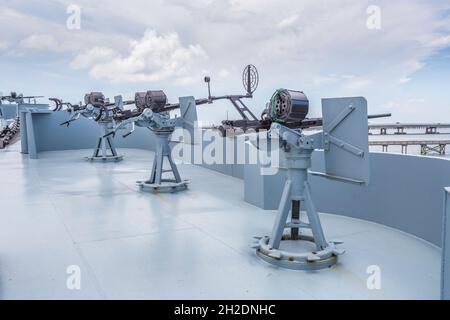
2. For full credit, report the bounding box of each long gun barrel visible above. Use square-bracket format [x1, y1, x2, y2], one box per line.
[368, 113, 392, 120]
[301, 113, 392, 129]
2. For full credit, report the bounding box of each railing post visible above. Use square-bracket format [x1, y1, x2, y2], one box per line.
[442, 188, 450, 300]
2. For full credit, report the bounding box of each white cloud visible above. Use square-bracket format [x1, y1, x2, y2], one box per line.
[277, 14, 299, 30]
[70, 47, 119, 69]
[219, 69, 230, 78]
[344, 76, 372, 90]
[380, 98, 428, 122]
[399, 77, 411, 84]
[427, 35, 450, 48]
[16, 32, 98, 54]
[313, 74, 371, 90]
[19, 34, 61, 52]
[0, 41, 9, 51]
[71, 30, 208, 84]
[0, 6, 132, 56]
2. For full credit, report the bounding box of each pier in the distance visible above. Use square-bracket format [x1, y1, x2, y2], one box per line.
[369, 123, 450, 135]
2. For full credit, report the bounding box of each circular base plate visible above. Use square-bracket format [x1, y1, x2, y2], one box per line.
[85, 155, 124, 162]
[137, 180, 189, 193]
[256, 249, 338, 271]
[253, 235, 343, 271]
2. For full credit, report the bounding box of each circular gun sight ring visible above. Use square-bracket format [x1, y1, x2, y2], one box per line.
[243, 64, 259, 95]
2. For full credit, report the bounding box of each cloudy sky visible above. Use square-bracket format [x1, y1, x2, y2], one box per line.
[0, 0, 449, 123]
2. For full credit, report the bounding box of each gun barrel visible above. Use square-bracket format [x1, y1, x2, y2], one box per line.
[368, 113, 392, 120]
[106, 100, 135, 107]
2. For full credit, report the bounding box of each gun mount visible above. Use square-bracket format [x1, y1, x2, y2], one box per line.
[0, 92, 44, 105]
[109, 104, 189, 193]
[252, 97, 370, 270]
[52, 92, 135, 162]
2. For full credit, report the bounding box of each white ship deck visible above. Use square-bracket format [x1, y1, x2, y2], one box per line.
[0, 145, 441, 299]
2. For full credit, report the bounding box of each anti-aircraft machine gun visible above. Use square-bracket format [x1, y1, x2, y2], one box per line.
[189, 66, 390, 270]
[1, 92, 44, 105]
[103, 66, 263, 193]
[244, 95, 374, 271]
[51, 92, 135, 162]
[108, 91, 189, 193]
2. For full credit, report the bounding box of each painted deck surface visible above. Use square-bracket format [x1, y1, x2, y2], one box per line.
[0, 145, 441, 299]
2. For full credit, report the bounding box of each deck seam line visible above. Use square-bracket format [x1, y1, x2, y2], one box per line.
[175, 215, 251, 257]
[73, 226, 197, 245]
[33, 166, 109, 300]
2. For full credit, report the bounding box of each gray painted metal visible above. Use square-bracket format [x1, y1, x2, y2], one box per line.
[321, 97, 369, 184]
[443, 188, 450, 300]
[109, 108, 188, 193]
[137, 129, 189, 193]
[19, 107, 53, 158]
[86, 122, 123, 162]
[253, 96, 368, 270]
[179, 96, 198, 145]
[0, 104, 18, 119]
[19, 109, 157, 157]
